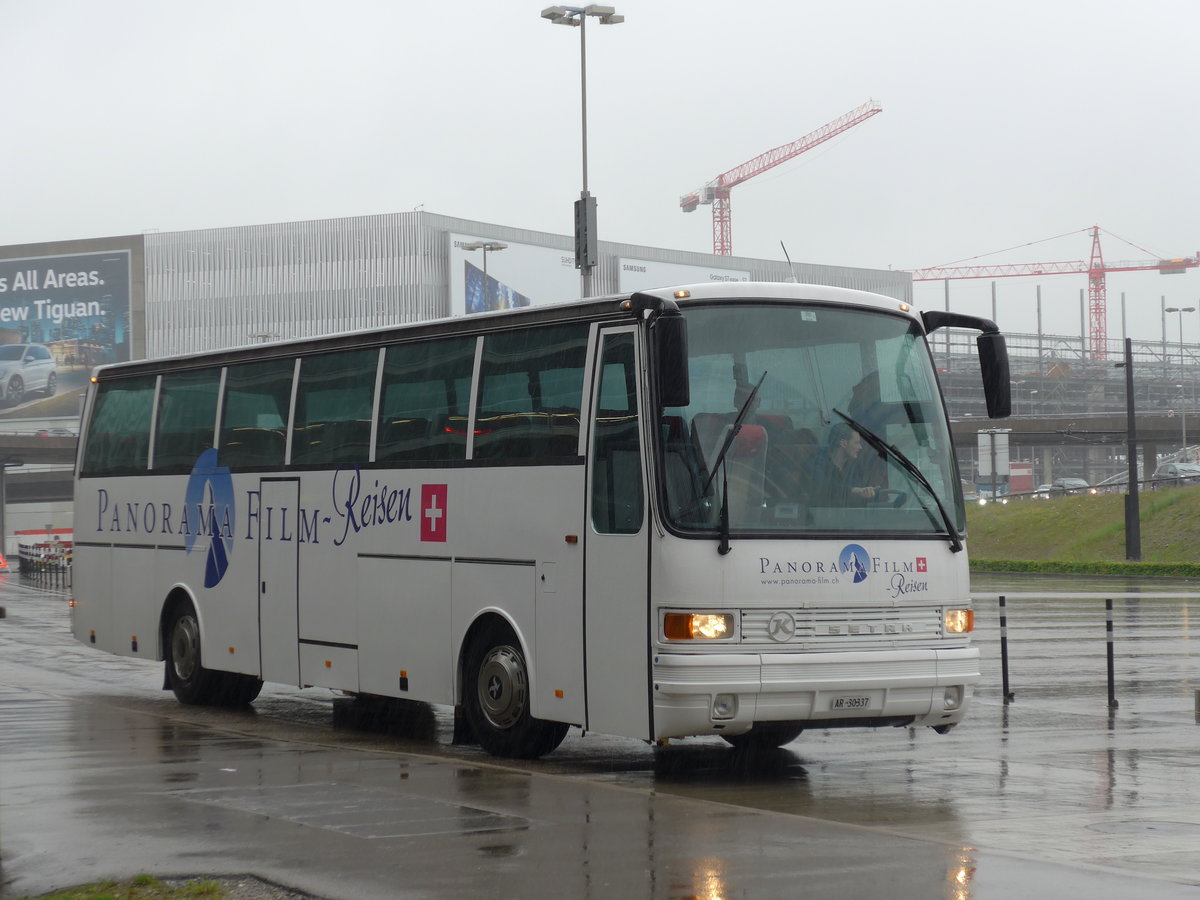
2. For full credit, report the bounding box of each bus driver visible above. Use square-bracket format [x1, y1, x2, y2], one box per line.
[813, 422, 878, 506]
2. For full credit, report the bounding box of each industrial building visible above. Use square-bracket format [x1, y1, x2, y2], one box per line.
[138, 210, 909, 356]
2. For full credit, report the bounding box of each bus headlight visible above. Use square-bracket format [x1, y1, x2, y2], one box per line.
[944, 609, 974, 634]
[664, 612, 736, 641]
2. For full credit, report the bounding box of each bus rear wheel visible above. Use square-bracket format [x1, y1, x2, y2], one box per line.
[464, 625, 568, 759]
[164, 601, 262, 706]
[721, 722, 804, 750]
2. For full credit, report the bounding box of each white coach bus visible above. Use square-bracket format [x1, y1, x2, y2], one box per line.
[71, 282, 1010, 758]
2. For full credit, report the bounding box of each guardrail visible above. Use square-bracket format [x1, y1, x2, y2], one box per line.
[973, 476, 1200, 504]
[18, 541, 72, 590]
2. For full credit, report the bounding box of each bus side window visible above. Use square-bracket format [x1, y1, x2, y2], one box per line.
[291, 348, 378, 466]
[377, 336, 476, 463]
[474, 323, 588, 461]
[80, 375, 157, 476]
[153, 367, 220, 472]
[219, 358, 294, 469]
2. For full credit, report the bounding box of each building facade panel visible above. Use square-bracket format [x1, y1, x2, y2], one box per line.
[143, 211, 909, 358]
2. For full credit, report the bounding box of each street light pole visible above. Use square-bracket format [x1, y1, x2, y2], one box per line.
[460, 241, 508, 281]
[1175, 383, 1189, 460]
[1165, 305, 1195, 370]
[1167, 305, 1195, 459]
[460, 241, 508, 312]
[1118, 338, 1141, 561]
[541, 4, 624, 298]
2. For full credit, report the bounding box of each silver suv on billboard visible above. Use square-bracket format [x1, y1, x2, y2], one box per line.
[0, 343, 57, 407]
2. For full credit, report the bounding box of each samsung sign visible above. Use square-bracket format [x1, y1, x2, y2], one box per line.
[617, 258, 750, 293]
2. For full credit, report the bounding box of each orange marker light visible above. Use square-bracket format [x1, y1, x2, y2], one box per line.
[944, 609, 974, 634]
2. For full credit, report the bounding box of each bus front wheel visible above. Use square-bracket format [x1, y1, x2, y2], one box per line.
[164, 601, 262, 706]
[464, 625, 568, 759]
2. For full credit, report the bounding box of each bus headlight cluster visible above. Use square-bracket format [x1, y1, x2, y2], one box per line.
[663, 612, 736, 641]
[944, 609, 974, 634]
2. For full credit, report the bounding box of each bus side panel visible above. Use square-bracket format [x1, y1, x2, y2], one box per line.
[357, 557, 453, 703]
[110, 546, 161, 660]
[190, 557, 263, 680]
[71, 545, 113, 652]
[534, 556, 586, 726]
[447, 465, 587, 726]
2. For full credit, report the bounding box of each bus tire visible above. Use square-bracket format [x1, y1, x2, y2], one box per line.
[464, 624, 568, 759]
[215, 671, 263, 707]
[164, 600, 224, 705]
[721, 722, 804, 750]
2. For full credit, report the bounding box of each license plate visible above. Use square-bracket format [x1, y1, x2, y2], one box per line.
[831, 695, 871, 710]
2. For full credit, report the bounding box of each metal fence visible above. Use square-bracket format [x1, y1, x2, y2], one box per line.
[18, 541, 72, 590]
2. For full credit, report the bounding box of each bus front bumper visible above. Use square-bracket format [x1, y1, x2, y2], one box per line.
[651, 647, 980, 739]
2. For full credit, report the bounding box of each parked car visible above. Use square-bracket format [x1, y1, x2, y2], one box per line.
[1150, 463, 1200, 487]
[1052, 477, 1097, 495]
[0, 343, 57, 407]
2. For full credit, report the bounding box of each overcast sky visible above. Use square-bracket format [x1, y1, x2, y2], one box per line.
[3, 0, 1197, 342]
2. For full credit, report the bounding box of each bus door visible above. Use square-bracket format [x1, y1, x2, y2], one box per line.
[584, 327, 651, 739]
[258, 477, 300, 685]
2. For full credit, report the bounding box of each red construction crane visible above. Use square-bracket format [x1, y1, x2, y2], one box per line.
[680, 100, 883, 256]
[911, 226, 1200, 360]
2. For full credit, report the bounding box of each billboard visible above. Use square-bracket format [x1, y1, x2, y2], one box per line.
[617, 258, 750, 293]
[449, 234, 580, 317]
[447, 237, 755, 315]
[0, 249, 131, 420]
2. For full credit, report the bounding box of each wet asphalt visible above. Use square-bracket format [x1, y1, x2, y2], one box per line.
[1, 574, 1198, 899]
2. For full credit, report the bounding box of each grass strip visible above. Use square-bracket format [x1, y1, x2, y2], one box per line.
[22, 874, 223, 900]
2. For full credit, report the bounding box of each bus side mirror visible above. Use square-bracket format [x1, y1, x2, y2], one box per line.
[977, 332, 1011, 419]
[653, 314, 690, 408]
[923, 310, 1011, 420]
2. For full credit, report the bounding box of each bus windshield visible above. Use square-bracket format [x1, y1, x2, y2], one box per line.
[659, 302, 965, 537]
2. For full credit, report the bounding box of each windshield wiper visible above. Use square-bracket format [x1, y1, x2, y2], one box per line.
[832, 408, 963, 553]
[702, 371, 767, 555]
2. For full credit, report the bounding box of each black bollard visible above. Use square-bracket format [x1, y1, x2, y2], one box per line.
[1106, 598, 1119, 709]
[999, 595, 1014, 702]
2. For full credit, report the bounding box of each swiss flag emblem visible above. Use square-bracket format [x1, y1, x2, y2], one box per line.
[916, 557, 927, 573]
[421, 484, 448, 542]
